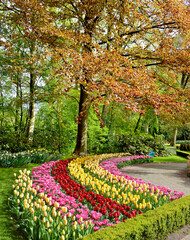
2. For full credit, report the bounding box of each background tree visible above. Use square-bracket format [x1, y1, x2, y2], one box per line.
[0, 0, 189, 154]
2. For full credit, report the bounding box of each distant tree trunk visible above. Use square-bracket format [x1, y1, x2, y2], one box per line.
[58, 116, 62, 154]
[101, 23, 111, 128]
[0, 80, 4, 131]
[101, 104, 110, 127]
[134, 113, 142, 132]
[25, 71, 36, 145]
[144, 124, 149, 134]
[25, 40, 37, 146]
[73, 84, 91, 155]
[15, 76, 19, 134]
[181, 72, 189, 89]
[19, 78, 23, 136]
[171, 127, 178, 146]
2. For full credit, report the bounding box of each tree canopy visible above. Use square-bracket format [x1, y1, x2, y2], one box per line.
[0, 0, 189, 154]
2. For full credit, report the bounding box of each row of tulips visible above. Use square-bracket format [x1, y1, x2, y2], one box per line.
[52, 160, 139, 224]
[9, 164, 95, 240]
[9, 153, 184, 240]
[9, 153, 128, 240]
[99, 155, 184, 199]
[66, 155, 181, 217]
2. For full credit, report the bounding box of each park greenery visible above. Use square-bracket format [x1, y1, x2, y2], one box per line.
[0, 0, 190, 240]
[0, 0, 190, 156]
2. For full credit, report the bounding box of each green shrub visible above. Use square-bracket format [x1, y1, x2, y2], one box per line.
[81, 195, 190, 240]
[117, 133, 167, 156]
[176, 150, 190, 159]
[88, 132, 167, 156]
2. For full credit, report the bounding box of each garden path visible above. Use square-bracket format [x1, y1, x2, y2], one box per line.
[120, 162, 190, 240]
[121, 162, 190, 195]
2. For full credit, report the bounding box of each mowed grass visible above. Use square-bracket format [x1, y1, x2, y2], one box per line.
[0, 164, 41, 240]
[153, 154, 187, 163]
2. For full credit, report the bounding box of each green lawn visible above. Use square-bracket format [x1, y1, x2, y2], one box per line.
[0, 164, 41, 240]
[153, 154, 187, 163]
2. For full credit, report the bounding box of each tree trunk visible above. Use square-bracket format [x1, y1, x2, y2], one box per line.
[19, 77, 23, 136]
[25, 39, 37, 146]
[0, 80, 4, 132]
[101, 104, 110, 127]
[25, 71, 36, 145]
[171, 127, 178, 146]
[181, 72, 189, 89]
[101, 22, 111, 128]
[144, 124, 149, 134]
[15, 77, 19, 133]
[58, 116, 61, 154]
[73, 84, 91, 155]
[134, 113, 142, 132]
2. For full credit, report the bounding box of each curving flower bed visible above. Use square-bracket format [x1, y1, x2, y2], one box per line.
[9, 154, 184, 240]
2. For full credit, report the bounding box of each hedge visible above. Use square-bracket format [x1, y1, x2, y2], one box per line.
[176, 150, 190, 159]
[79, 195, 190, 240]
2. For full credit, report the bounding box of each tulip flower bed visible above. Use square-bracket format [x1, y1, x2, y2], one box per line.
[9, 153, 184, 240]
[0, 148, 62, 167]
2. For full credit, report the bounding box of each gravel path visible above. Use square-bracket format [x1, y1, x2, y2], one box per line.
[120, 162, 190, 240]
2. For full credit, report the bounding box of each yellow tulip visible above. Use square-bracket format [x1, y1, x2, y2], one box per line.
[61, 235, 65, 240]
[54, 201, 59, 208]
[62, 207, 67, 213]
[19, 193, 24, 198]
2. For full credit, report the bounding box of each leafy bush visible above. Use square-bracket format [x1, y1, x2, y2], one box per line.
[88, 132, 167, 156]
[114, 133, 167, 156]
[176, 140, 190, 144]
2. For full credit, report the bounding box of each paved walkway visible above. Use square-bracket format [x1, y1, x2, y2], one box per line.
[120, 162, 190, 240]
[121, 162, 190, 195]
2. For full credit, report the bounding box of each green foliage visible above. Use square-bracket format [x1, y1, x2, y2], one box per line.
[177, 140, 190, 144]
[0, 151, 31, 168]
[81, 195, 190, 240]
[0, 133, 29, 153]
[112, 133, 167, 156]
[0, 149, 63, 167]
[34, 95, 78, 154]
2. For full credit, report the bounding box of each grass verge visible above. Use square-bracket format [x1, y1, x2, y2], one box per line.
[0, 164, 41, 240]
[153, 154, 187, 163]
